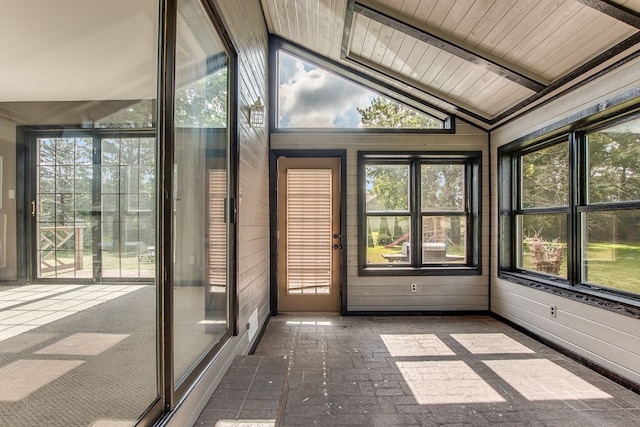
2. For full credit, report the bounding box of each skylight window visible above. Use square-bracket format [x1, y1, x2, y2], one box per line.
[276, 50, 445, 130]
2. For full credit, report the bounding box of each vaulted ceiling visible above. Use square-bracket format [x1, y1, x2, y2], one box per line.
[261, 0, 640, 129]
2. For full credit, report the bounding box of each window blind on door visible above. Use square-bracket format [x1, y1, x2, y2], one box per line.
[286, 169, 332, 295]
[208, 169, 227, 289]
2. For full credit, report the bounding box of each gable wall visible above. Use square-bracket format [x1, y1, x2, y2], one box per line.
[271, 121, 490, 312]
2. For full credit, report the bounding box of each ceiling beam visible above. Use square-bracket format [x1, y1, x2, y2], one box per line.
[577, 0, 640, 29]
[351, 2, 547, 93]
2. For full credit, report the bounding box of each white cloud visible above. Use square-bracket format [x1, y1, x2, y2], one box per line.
[278, 53, 375, 128]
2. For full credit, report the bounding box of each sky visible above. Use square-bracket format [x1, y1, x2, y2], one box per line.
[277, 51, 376, 128]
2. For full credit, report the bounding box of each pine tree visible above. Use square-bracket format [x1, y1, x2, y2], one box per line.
[377, 217, 392, 246]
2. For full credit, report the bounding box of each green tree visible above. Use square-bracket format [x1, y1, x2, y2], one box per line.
[96, 100, 154, 128]
[377, 217, 392, 246]
[392, 217, 404, 240]
[522, 142, 569, 209]
[421, 164, 463, 210]
[358, 97, 440, 129]
[588, 131, 640, 204]
[586, 129, 640, 242]
[361, 97, 462, 217]
[175, 69, 228, 128]
[366, 165, 408, 212]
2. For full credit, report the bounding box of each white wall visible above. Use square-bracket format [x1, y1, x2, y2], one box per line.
[272, 121, 490, 312]
[490, 56, 640, 386]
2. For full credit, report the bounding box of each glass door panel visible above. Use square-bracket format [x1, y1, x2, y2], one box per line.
[35, 136, 156, 281]
[36, 137, 94, 279]
[172, 0, 231, 386]
[100, 137, 156, 279]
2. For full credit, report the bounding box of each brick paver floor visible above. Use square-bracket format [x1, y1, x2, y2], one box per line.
[199, 314, 640, 426]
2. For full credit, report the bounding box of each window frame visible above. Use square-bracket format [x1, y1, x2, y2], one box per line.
[358, 151, 481, 276]
[270, 36, 455, 133]
[499, 109, 640, 307]
[513, 137, 572, 279]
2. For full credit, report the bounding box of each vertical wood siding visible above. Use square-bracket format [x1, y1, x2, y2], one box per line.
[489, 56, 640, 386]
[272, 121, 490, 311]
[216, 0, 270, 346]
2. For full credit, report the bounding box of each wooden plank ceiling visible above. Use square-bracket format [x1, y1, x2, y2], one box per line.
[261, 0, 640, 129]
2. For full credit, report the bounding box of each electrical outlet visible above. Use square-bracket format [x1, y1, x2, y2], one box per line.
[411, 283, 417, 292]
[550, 305, 557, 317]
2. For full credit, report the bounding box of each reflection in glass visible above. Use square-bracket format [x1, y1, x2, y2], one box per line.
[173, 0, 230, 386]
[582, 210, 640, 295]
[521, 141, 569, 208]
[0, 0, 160, 424]
[366, 164, 409, 211]
[518, 214, 567, 278]
[366, 216, 411, 264]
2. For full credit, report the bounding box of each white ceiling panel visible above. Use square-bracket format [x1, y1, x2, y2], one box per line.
[260, 0, 640, 128]
[0, 0, 159, 102]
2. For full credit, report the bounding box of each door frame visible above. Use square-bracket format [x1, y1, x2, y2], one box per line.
[16, 125, 157, 284]
[270, 149, 347, 315]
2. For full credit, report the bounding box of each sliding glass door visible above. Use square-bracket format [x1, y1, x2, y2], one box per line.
[33, 133, 156, 282]
[3, 0, 237, 424]
[171, 0, 235, 391]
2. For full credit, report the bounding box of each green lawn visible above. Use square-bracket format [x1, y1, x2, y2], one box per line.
[522, 242, 640, 295]
[583, 243, 640, 294]
[367, 244, 404, 264]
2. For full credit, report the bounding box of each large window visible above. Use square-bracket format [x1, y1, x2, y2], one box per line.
[500, 112, 640, 300]
[273, 41, 452, 131]
[359, 153, 480, 274]
[518, 140, 570, 278]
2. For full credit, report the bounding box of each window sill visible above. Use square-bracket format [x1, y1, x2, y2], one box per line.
[360, 266, 481, 277]
[498, 271, 640, 319]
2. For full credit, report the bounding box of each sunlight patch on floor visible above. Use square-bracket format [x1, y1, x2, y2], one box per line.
[397, 360, 506, 404]
[214, 420, 275, 427]
[285, 321, 332, 326]
[380, 334, 455, 357]
[89, 420, 136, 427]
[0, 285, 147, 344]
[35, 333, 129, 356]
[0, 359, 84, 401]
[484, 359, 612, 400]
[451, 333, 536, 354]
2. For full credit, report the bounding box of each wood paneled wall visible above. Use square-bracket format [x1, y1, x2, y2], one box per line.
[215, 0, 270, 345]
[272, 121, 490, 312]
[489, 56, 640, 386]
